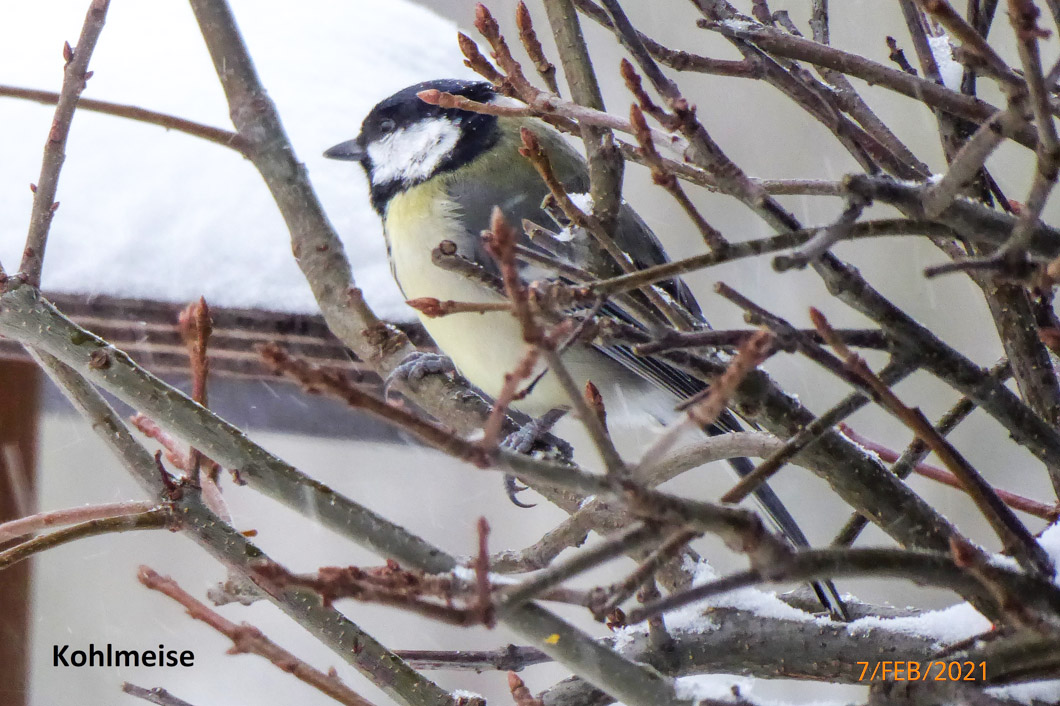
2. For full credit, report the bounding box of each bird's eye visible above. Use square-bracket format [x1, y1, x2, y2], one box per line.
[379, 118, 396, 133]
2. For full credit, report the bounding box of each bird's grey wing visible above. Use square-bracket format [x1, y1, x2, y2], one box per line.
[609, 202, 704, 319]
[443, 141, 712, 403]
[443, 158, 573, 285]
[539, 132, 704, 320]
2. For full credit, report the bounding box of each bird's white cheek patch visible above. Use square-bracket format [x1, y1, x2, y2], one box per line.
[366, 119, 462, 186]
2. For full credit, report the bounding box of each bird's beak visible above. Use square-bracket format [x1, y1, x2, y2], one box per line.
[323, 138, 365, 161]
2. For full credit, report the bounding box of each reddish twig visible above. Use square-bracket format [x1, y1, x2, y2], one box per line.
[259, 344, 489, 467]
[178, 297, 229, 517]
[485, 209, 627, 475]
[0, 508, 174, 571]
[251, 560, 500, 627]
[137, 567, 378, 706]
[518, 128, 687, 329]
[474, 3, 539, 96]
[479, 347, 542, 455]
[457, 32, 506, 85]
[583, 381, 609, 440]
[178, 299, 218, 472]
[839, 424, 1059, 521]
[474, 517, 495, 627]
[680, 330, 776, 428]
[130, 414, 192, 473]
[0, 501, 158, 543]
[406, 297, 512, 318]
[508, 672, 545, 706]
[636, 330, 775, 473]
[516, 2, 560, 94]
[417, 89, 535, 118]
[179, 298, 212, 412]
[629, 104, 726, 250]
[485, 207, 542, 344]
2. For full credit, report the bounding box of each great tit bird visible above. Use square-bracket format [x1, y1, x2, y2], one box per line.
[325, 79, 846, 619]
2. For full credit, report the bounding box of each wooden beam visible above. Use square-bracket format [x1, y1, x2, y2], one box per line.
[0, 360, 40, 706]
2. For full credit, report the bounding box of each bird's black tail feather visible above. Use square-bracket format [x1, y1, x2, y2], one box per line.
[725, 454, 849, 621]
[711, 419, 849, 621]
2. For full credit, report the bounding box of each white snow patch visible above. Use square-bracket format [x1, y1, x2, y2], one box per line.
[617, 555, 820, 648]
[847, 601, 991, 645]
[0, 1, 475, 321]
[552, 193, 593, 242]
[451, 689, 485, 702]
[986, 551, 1021, 574]
[987, 679, 1060, 705]
[554, 227, 577, 243]
[1037, 521, 1060, 580]
[568, 192, 594, 213]
[719, 18, 757, 33]
[674, 674, 753, 704]
[489, 94, 529, 110]
[681, 557, 819, 623]
[928, 34, 963, 90]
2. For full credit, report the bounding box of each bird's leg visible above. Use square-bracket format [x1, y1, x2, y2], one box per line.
[502, 408, 568, 508]
[383, 350, 456, 399]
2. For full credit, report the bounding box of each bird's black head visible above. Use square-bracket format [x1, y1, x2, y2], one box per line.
[324, 79, 501, 214]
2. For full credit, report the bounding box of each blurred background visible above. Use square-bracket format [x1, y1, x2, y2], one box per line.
[1, 1, 1057, 704]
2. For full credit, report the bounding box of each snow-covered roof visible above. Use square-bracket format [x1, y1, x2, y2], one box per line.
[0, 0, 476, 320]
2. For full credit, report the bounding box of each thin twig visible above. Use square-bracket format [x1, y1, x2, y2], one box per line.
[0, 500, 158, 543]
[922, 104, 1025, 218]
[996, 0, 1060, 263]
[774, 193, 870, 270]
[138, 566, 379, 706]
[591, 220, 955, 298]
[490, 516, 591, 574]
[810, 308, 1053, 578]
[919, 0, 1024, 91]
[698, 17, 1038, 150]
[122, 684, 200, 706]
[839, 424, 1059, 521]
[496, 523, 660, 612]
[832, 361, 1010, 545]
[486, 209, 626, 474]
[178, 298, 227, 517]
[536, 0, 625, 231]
[394, 647, 549, 672]
[516, 2, 560, 94]
[635, 334, 775, 476]
[637, 327, 892, 355]
[0, 508, 173, 570]
[629, 104, 726, 250]
[518, 127, 689, 329]
[596, 528, 699, 617]
[407, 298, 513, 318]
[259, 343, 489, 467]
[0, 85, 248, 154]
[720, 357, 917, 505]
[21, 0, 110, 286]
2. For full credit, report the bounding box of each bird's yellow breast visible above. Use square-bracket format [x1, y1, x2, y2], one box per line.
[384, 179, 544, 409]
